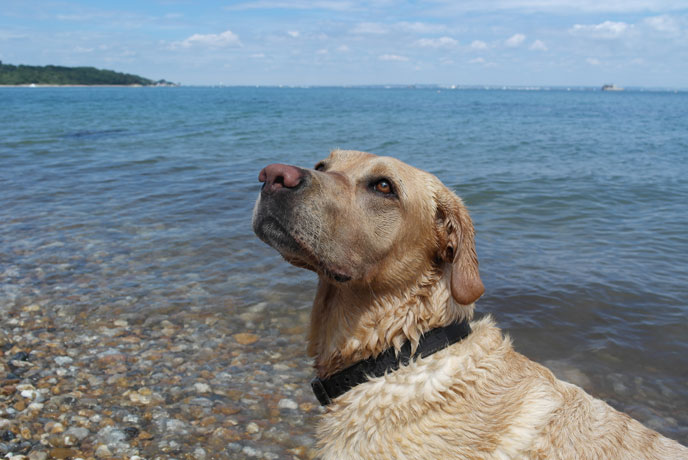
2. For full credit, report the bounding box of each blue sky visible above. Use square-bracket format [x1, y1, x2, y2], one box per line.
[1, 1, 687, 87]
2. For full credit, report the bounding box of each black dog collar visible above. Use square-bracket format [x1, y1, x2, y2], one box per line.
[311, 320, 472, 406]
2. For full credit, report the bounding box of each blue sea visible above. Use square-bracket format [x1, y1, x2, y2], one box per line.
[1, 87, 687, 441]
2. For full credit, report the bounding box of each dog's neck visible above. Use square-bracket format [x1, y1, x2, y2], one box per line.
[307, 266, 473, 378]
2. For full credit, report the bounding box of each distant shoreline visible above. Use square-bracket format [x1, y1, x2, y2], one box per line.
[0, 62, 177, 87]
[0, 84, 177, 88]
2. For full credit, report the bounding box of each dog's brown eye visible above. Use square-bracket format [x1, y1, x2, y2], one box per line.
[374, 179, 393, 195]
[314, 162, 326, 171]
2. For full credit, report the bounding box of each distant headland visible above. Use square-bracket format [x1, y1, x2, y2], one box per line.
[0, 61, 178, 87]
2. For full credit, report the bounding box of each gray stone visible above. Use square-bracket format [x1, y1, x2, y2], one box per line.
[242, 445, 262, 457]
[165, 419, 190, 435]
[28, 452, 49, 460]
[54, 356, 74, 366]
[277, 398, 298, 410]
[94, 445, 112, 458]
[65, 427, 90, 441]
[193, 447, 207, 460]
[193, 383, 211, 393]
[97, 426, 126, 445]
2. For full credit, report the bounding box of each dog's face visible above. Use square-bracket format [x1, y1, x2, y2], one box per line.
[252, 150, 483, 304]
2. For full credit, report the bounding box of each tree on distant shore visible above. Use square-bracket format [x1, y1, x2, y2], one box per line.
[0, 62, 174, 86]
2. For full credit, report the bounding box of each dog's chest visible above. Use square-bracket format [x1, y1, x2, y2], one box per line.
[314, 332, 559, 460]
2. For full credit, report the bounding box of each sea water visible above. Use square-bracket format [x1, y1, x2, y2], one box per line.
[1, 86, 687, 441]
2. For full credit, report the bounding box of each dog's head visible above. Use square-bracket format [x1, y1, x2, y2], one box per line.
[252, 149, 483, 305]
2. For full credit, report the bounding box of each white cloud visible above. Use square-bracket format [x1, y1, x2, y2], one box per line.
[570, 21, 631, 39]
[425, 0, 684, 14]
[226, 1, 356, 12]
[414, 36, 458, 48]
[316, 48, 329, 54]
[468, 56, 496, 67]
[352, 21, 448, 36]
[529, 39, 548, 51]
[287, 30, 300, 38]
[397, 22, 448, 34]
[505, 33, 526, 47]
[379, 54, 409, 62]
[337, 45, 351, 52]
[470, 40, 488, 50]
[586, 57, 601, 65]
[644, 15, 681, 35]
[352, 22, 388, 34]
[176, 30, 241, 48]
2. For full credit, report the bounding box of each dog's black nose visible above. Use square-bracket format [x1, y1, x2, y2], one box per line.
[259, 163, 304, 193]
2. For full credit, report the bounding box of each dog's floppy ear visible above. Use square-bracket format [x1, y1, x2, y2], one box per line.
[436, 190, 484, 305]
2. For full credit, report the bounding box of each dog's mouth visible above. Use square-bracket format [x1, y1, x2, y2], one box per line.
[254, 215, 352, 283]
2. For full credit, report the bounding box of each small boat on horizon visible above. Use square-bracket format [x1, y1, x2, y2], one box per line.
[602, 84, 624, 91]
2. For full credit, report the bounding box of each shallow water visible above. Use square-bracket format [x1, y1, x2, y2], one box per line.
[1, 87, 687, 444]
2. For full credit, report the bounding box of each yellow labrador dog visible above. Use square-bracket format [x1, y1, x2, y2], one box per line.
[252, 149, 687, 460]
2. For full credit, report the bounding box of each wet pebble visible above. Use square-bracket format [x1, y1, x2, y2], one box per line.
[278, 398, 299, 410]
[122, 426, 139, 440]
[234, 333, 260, 345]
[53, 356, 73, 366]
[246, 422, 260, 434]
[27, 452, 48, 460]
[94, 444, 112, 458]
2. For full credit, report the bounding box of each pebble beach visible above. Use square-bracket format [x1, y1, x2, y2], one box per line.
[1, 299, 320, 460]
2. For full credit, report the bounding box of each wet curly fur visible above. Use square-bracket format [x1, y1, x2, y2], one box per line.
[253, 150, 687, 459]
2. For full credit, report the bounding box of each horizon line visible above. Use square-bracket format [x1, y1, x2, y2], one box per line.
[2, 83, 686, 92]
